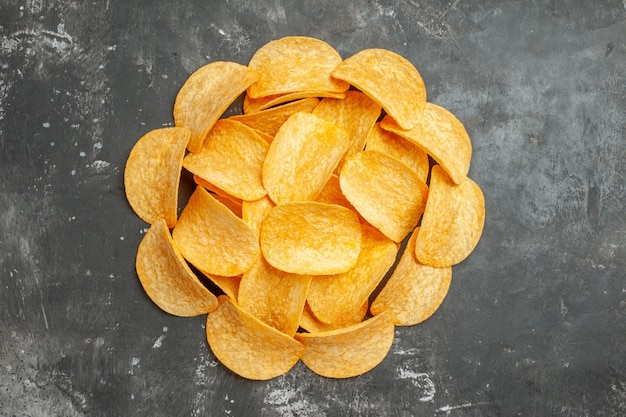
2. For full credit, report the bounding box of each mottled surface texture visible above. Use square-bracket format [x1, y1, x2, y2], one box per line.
[1, 1, 625, 416]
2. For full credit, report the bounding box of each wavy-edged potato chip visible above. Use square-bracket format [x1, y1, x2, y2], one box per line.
[124, 127, 189, 228]
[371, 229, 452, 326]
[331, 48, 426, 130]
[339, 150, 428, 242]
[365, 123, 430, 184]
[206, 295, 305, 380]
[295, 311, 395, 378]
[239, 256, 312, 336]
[247, 36, 349, 99]
[242, 195, 275, 240]
[380, 103, 471, 184]
[174, 61, 258, 152]
[183, 119, 269, 201]
[243, 91, 346, 114]
[172, 186, 259, 276]
[263, 112, 349, 204]
[415, 165, 485, 267]
[299, 301, 368, 333]
[260, 202, 361, 275]
[307, 222, 397, 326]
[312, 90, 381, 171]
[229, 97, 319, 137]
[136, 219, 217, 316]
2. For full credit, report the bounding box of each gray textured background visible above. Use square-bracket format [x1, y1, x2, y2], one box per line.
[1, 0, 625, 416]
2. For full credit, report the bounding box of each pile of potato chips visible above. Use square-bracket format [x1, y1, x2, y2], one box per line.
[124, 36, 485, 380]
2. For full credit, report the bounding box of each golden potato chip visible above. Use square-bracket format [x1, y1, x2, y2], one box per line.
[299, 301, 368, 333]
[380, 103, 472, 184]
[198, 271, 241, 302]
[339, 150, 428, 242]
[239, 256, 312, 336]
[312, 90, 381, 172]
[174, 61, 259, 152]
[314, 174, 354, 210]
[262, 112, 349, 204]
[365, 123, 430, 183]
[124, 127, 189, 228]
[260, 202, 361, 275]
[415, 165, 485, 267]
[243, 91, 346, 114]
[136, 219, 218, 316]
[331, 48, 426, 130]
[371, 229, 452, 326]
[206, 295, 305, 380]
[307, 222, 397, 326]
[172, 186, 259, 276]
[294, 311, 395, 378]
[183, 119, 269, 201]
[247, 36, 349, 99]
[193, 174, 242, 206]
[229, 97, 319, 137]
[241, 195, 275, 240]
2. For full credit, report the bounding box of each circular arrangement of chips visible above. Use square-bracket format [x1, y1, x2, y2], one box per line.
[124, 36, 485, 380]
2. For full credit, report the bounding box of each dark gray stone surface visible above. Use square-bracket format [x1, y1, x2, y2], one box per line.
[1, 0, 625, 415]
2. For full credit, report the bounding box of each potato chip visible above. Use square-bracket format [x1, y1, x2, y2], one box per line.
[183, 119, 269, 201]
[307, 222, 397, 326]
[294, 311, 395, 378]
[247, 36, 349, 99]
[262, 112, 349, 204]
[239, 256, 312, 336]
[314, 174, 354, 210]
[312, 90, 381, 171]
[198, 271, 241, 302]
[339, 150, 428, 242]
[124, 127, 189, 228]
[331, 48, 426, 130]
[415, 165, 485, 267]
[243, 91, 346, 114]
[260, 202, 361, 275]
[229, 97, 319, 137]
[174, 61, 259, 152]
[172, 186, 259, 277]
[193, 174, 242, 206]
[241, 195, 275, 240]
[380, 103, 472, 184]
[365, 123, 430, 183]
[371, 229, 452, 326]
[136, 219, 218, 316]
[206, 295, 305, 380]
[299, 301, 368, 333]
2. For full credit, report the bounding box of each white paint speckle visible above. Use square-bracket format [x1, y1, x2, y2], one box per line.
[70, 169, 76, 176]
[79, 151, 86, 157]
[43, 122, 50, 128]
[397, 368, 436, 402]
[152, 335, 165, 349]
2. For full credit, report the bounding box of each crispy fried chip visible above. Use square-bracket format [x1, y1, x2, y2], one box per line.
[314, 174, 354, 210]
[312, 90, 381, 171]
[262, 112, 349, 204]
[380, 103, 472, 184]
[239, 256, 312, 336]
[136, 219, 218, 316]
[247, 36, 349, 99]
[193, 175, 242, 205]
[172, 186, 259, 276]
[183, 119, 269, 201]
[241, 195, 275, 240]
[206, 295, 305, 380]
[243, 91, 346, 114]
[371, 229, 452, 326]
[260, 202, 361, 275]
[365, 123, 430, 183]
[174, 61, 258, 152]
[295, 311, 395, 378]
[199, 272, 241, 302]
[339, 150, 428, 242]
[299, 301, 368, 333]
[124, 127, 189, 228]
[331, 48, 426, 130]
[415, 166, 485, 267]
[229, 97, 319, 137]
[307, 222, 397, 326]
